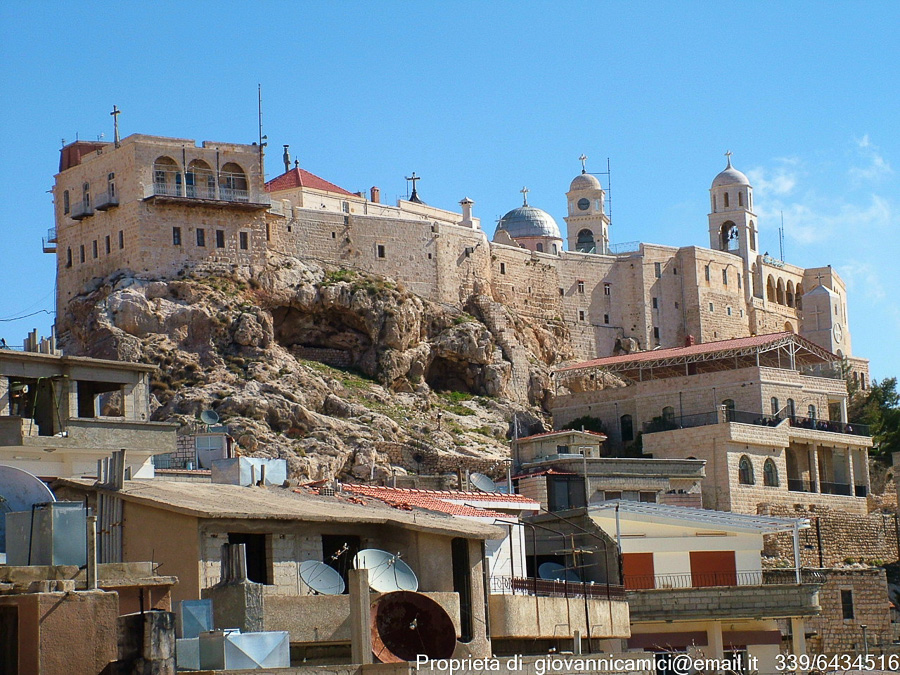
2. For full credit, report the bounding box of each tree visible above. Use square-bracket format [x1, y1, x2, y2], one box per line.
[848, 377, 900, 457]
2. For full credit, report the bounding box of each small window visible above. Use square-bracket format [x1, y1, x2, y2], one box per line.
[239, 232, 249, 250]
[724, 192, 730, 208]
[578, 310, 585, 321]
[652, 297, 658, 309]
[620, 414, 634, 442]
[172, 227, 182, 246]
[709, 302, 714, 312]
[558, 287, 564, 296]
[105, 235, 110, 254]
[500, 262, 506, 275]
[341, 201, 350, 213]
[66, 247, 72, 267]
[841, 590, 854, 619]
[764, 459, 779, 487]
[673, 267, 677, 275]
[605, 491, 622, 501]
[197, 228, 206, 247]
[654, 262, 661, 278]
[723, 269, 728, 285]
[536, 243, 543, 253]
[107, 172, 116, 197]
[92, 240, 98, 258]
[737, 274, 742, 289]
[739, 456, 754, 485]
[63, 190, 70, 214]
[771, 398, 780, 415]
[808, 404, 816, 421]
[653, 326, 660, 340]
[265, 223, 270, 242]
[82, 182, 91, 209]
[705, 265, 711, 282]
[604, 283, 611, 295]
[738, 191, 743, 206]
[726, 306, 732, 316]
[331, 231, 336, 239]
[577, 280, 585, 294]
[639, 491, 657, 503]
[377, 244, 386, 258]
[118, 230, 124, 249]
[80, 245, 85, 263]
[216, 230, 225, 248]
[603, 314, 609, 324]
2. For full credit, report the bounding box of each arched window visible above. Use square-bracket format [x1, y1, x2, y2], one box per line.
[721, 222, 738, 251]
[795, 283, 803, 310]
[662, 407, 675, 429]
[724, 192, 730, 208]
[763, 459, 779, 487]
[784, 321, 794, 333]
[808, 404, 816, 421]
[220, 162, 248, 201]
[787, 399, 796, 419]
[771, 397, 780, 416]
[536, 242, 543, 252]
[713, 195, 717, 212]
[738, 191, 743, 206]
[786, 280, 795, 307]
[63, 190, 70, 214]
[576, 229, 596, 253]
[705, 265, 711, 282]
[82, 182, 91, 209]
[552, 243, 558, 255]
[767, 276, 776, 302]
[749, 224, 756, 250]
[776, 278, 785, 305]
[187, 159, 215, 199]
[739, 456, 754, 485]
[153, 156, 180, 196]
[620, 414, 634, 443]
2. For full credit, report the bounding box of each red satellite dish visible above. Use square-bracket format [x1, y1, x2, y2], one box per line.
[370, 591, 457, 663]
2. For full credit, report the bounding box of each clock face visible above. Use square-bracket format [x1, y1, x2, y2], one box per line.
[833, 323, 843, 342]
[577, 198, 591, 211]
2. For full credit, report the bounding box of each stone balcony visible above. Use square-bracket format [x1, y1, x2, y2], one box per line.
[626, 582, 820, 622]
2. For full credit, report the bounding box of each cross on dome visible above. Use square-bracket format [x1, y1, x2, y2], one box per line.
[725, 150, 733, 168]
[579, 154, 588, 174]
[520, 186, 529, 206]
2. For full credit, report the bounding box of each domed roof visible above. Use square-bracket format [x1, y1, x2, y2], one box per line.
[712, 154, 750, 188]
[497, 204, 561, 240]
[569, 171, 602, 191]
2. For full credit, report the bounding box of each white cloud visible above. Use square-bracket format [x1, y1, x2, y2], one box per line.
[849, 134, 892, 183]
[747, 162, 799, 198]
[839, 260, 886, 302]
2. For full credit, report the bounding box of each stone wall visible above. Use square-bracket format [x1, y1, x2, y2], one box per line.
[761, 504, 899, 567]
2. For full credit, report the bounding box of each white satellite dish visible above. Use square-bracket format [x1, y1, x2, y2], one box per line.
[538, 561, 582, 583]
[200, 410, 220, 426]
[354, 548, 419, 592]
[299, 560, 346, 595]
[0, 465, 56, 554]
[470, 472, 499, 493]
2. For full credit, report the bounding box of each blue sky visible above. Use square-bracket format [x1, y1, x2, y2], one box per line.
[2, 2, 899, 379]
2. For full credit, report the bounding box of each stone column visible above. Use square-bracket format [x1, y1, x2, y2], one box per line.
[0, 376, 9, 416]
[348, 569, 372, 665]
[706, 621, 724, 660]
[839, 397, 848, 423]
[791, 617, 808, 665]
[846, 447, 855, 496]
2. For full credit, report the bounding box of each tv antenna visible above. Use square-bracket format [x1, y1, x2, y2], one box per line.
[779, 210, 785, 261]
[257, 84, 267, 178]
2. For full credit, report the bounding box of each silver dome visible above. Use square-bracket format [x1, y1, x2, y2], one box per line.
[711, 157, 751, 188]
[569, 172, 602, 191]
[496, 205, 561, 240]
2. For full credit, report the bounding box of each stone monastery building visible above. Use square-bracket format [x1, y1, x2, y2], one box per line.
[48, 134, 868, 385]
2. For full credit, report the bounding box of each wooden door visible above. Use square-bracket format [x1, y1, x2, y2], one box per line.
[622, 552, 655, 589]
[689, 550, 737, 587]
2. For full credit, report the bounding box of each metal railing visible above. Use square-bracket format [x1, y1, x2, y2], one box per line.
[787, 478, 817, 493]
[642, 409, 870, 437]
[609, 241, 641, 255]
[152, 182, 251, 203]
[622, 569, 826, 590]
[489, 575, 626, 600]
[787, 478, 866, 497]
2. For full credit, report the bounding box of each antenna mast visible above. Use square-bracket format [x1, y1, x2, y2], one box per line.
[591, 158, 613, 227]
[257, 84, 267, 179]
[779, 210, 785, 261]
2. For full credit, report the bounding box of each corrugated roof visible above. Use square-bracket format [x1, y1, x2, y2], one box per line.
[590, 500, 809, 533]
[515, 429, 607, 441]
[342, 483, 539, 520]
[265, 167, 355, 196]
[556, 331, 834, 373]
[54, 478, 501, 539]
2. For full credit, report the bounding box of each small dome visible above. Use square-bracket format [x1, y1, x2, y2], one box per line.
[712, 155, 750, 188]
[496, 205, 561, 240]
[569, 172, 602, 191]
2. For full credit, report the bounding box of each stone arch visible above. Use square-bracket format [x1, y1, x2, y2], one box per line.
[576, 229, 596, 253]
[795, 283, 804, 310]
[187, 159, 215, 199]
[220, 162, 249, 201]
[739, 455, 754, 485]
[749, 222, 756, 250]
[723, 192, 730, 208]
[763, 458, 779, 487]
[153, 156, 181, 196]
[720, 221, 739, 251]
[738, 191, 743, 207]
[776, 278, 785, 305]
[786, 280, 795, 307]
[784, 321, 795, 333]
[766, 276, 776, 302]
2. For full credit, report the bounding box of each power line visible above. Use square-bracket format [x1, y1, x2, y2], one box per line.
[0, 309, 53, 323]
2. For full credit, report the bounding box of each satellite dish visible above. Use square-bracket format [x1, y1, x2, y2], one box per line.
[354, 549, 419, 593]
[469, 472, 498, 493]
[539, 561, 582, 583]
[200, 410, 220, 426]
[370, 591, 456, 663]
[299, 560, 346, 595]
[0, 465, 56, 554]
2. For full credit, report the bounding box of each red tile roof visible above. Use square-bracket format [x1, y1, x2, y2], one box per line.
[265, 167, 355, 196]
[556, 331, 833, 372]
[342, 483, 538, 519]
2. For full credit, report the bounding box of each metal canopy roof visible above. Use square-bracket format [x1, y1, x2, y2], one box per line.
[590, 500, 810, 534]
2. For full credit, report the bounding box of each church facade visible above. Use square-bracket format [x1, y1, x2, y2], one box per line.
[47, 133, 868, 386]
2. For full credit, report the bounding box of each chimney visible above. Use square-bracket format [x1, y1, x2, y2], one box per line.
[370, 186, 381, 204]
[460, 197, 474, 227]
[282, 145, 291, 173]
[685, 335, 695, 346]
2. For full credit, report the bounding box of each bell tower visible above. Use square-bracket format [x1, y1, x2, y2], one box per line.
[708, 151, 757, 267]
[565, 155, 610, 254]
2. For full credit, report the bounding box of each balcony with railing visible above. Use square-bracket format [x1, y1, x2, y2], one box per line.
[47, 227, 57, 243]
[70, 200, 93, 220]
[787, 478, 867, 497]
[642, 409, 869, 438]
[488, 575, 630, 639]
[147, 169, 268, 209]
[94, 190, 119, 210]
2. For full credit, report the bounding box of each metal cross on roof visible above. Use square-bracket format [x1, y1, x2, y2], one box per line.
[579, 154, 588, 173]
[520, 186, 529, 206]
[725, 150, 733, 166]
[110, 105, 121, 147]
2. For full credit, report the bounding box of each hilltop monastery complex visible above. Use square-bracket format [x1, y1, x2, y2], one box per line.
[49, 133, 869, 390]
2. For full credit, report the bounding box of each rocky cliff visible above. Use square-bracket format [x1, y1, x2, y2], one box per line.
[60, 256, 574, 481]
